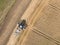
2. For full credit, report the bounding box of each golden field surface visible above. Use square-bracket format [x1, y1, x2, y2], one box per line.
[0, 0, 60, 45]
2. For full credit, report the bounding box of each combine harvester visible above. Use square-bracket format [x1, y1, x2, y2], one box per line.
[15, 20, 27, 35]
[6, 19, 27, 45]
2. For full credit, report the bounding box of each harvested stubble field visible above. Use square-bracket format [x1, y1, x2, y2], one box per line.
[0, 0, 15, 27]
